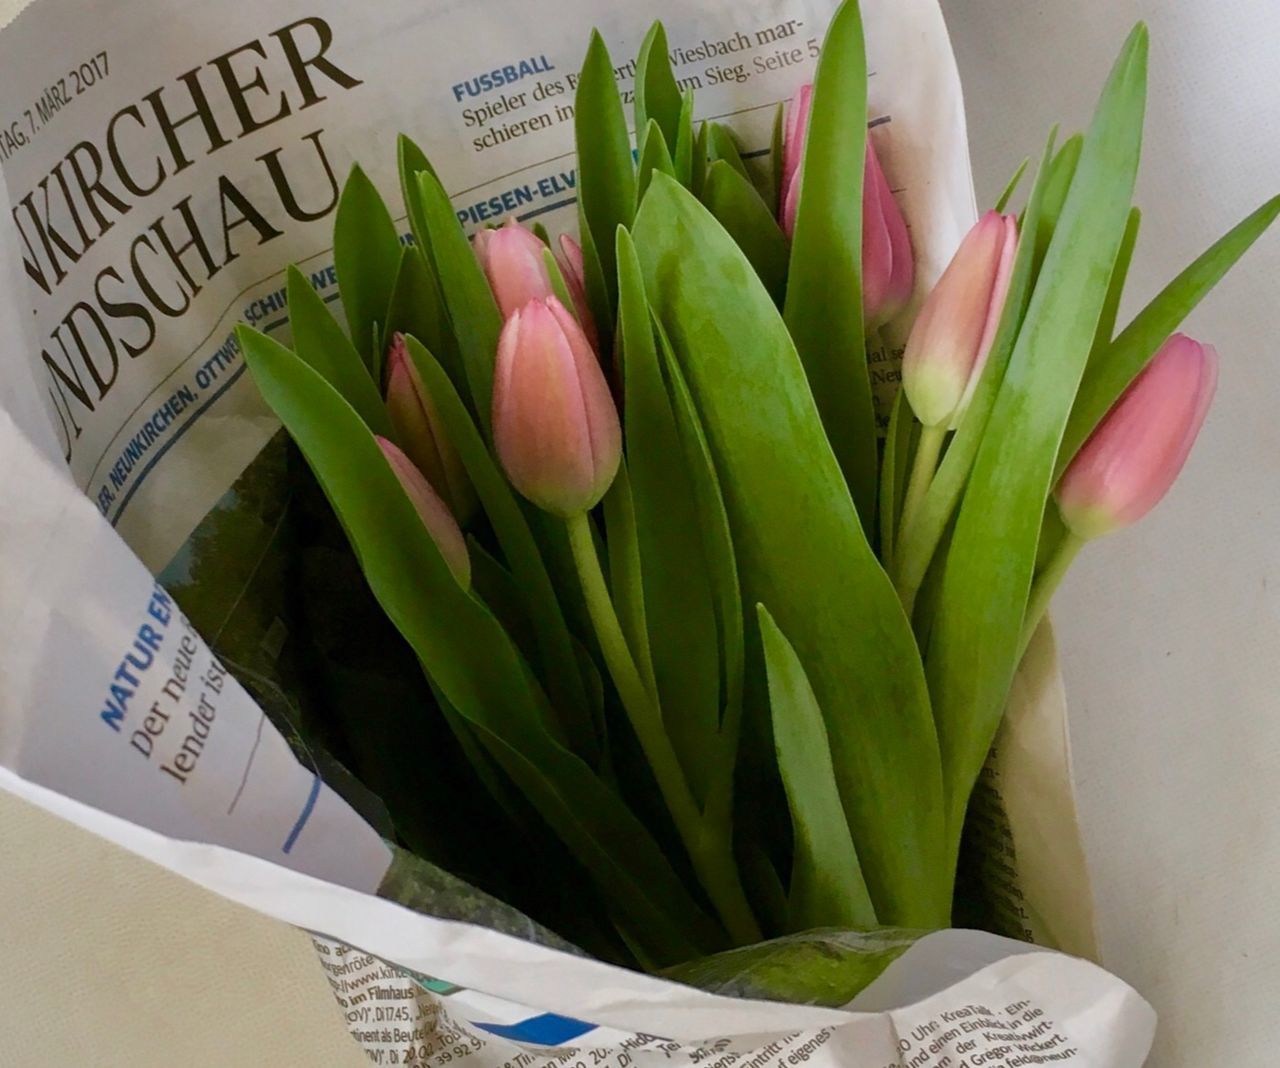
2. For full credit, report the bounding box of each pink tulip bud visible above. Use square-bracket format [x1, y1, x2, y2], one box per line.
[377, 436, 471, 586]
[492, 296, 621, 517]
[862, 137, 915, 328]
[472, 218, 556, 319]
[779, 83, 813, 233]
[1056, 334, 1218, 540]
[901, 210, 1018, 428]
[556, 233, 600, 351]
[384, 334, 477, 525]
[779, 85, 914, 326]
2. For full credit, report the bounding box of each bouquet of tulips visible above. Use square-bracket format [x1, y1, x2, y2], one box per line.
[235, 0, 1275, 990]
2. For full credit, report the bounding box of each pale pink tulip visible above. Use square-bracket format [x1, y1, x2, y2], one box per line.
[472, 219, 555, 319]
[555, 233, 599, 350]
[492, 297, 620, 516]
[901, 210, 1018, 428]
[1056, 334, 1218, 539]
[861, 137, 915, 328]
[779, 85, 914, 326]
[377, 436, 471, 586]
[384, 333, 476, 524]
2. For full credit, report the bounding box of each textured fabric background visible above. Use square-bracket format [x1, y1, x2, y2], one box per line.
[2, 0, 1277, 1064]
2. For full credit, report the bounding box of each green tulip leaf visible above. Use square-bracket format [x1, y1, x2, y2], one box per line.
[382, 246, 463, 390]
[574, 29, 637, 313]
[1059, 193, 1280, 476]
[782, 0, 878, 534]
[674, 90, 696, 190]
[1089, 206, 1142, 359]
[769, 102, 786, 216]
[701, 161, 789, 305]
[925, 25, 1149, 833]
[602, 460, 657, 696]
[238, 325, 714, 964]
[617, 227, 721, 801]
[633, 174, 948, 927]
[416, 170, 503, 431]
[637, 119, 677, 202]
[284, 266, 390, 438]
[334, 164, 402, 371]
[634, 22, 683, 152]
[892, 128, 1058, 611]
[707, 123, 750, 181]
[402, 336, 598, 762]
[994, 156, 1030, 213]
[664, 927, 924, 1007]
[758, 605, 877, 931]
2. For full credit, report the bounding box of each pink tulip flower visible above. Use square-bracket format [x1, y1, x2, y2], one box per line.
[377, 436, 471, 586]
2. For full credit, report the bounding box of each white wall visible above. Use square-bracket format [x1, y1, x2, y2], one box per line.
[944, 1, 1280, 1062]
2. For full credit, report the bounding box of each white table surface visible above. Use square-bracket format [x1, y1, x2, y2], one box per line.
[1, 1, 1276, 1064]
[945, 1, 1280, 1063]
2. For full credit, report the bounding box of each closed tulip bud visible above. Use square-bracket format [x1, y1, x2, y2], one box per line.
[384, 334, 477, 525]
[493, 296, 620, 517]
[779, 83, 813, 234]
[779, 86, 914, 326]
[377, 436, 471, 586]
[556, 233, 600, 351]
[472, 218, 556, 319]
[1056, 334, 1218, 540]
[902, 210, 1018, 428]
[862, 137, 915, 328]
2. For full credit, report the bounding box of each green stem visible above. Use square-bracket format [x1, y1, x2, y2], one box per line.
[894, 425, 946, 615]
[1019, 529, 1085, 659]
[898, 425, 946, 545]
[565, 512, 762, 946]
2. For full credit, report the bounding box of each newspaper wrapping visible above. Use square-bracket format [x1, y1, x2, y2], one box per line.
[0, 0, 1148, 1062]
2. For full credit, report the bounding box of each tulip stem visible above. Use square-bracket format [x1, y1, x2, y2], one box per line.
[898, 424, 946, 555]
[564, 512, 762, 947]
[1019, 530, 1085, 659]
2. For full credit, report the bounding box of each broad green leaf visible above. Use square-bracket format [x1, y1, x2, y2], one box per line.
[602, 461, 657, 695]
[653, 319, 745, 815]
[758, 606, 877, 931]
[334, 165, 402, 370]
[892, 129, 1059, 611]
[1089, 206, 1141, 360]
[382, 246, 463, 389]
[1033, 134, 1083, 264]
[403, 337, 597, 761]
[782, 0, 878, 534]
[701, 161, 789, 305]
[637, 119, 677, 202]
[532, 222, 552, 247]
[618, 228, 720, 803]
[238, 326, 713, 962]
[574, 30, 637, 313]
[634, 175, 948, 927]
[397, 134, 438, 261]
[634, 22, 683, 151]
[674, 91, 696, 189]
[769, 102, 785, 216]
[707, 123, 750, 181]
[925, 26, 1149, 834]
[417, 170, 503, 431]
[1058, 193, 1280, 477]
[994, 156, 1030, 213]
[664, 927, 923, 1006]
[285, 266, 391, 437]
